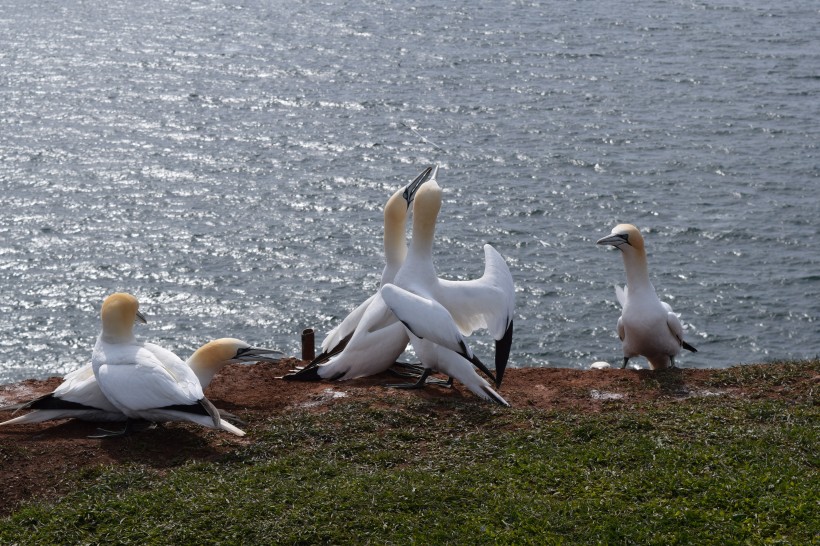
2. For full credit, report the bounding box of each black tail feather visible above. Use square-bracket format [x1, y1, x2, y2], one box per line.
[283, 365, 323, 382]
[682, 340, 697, 353]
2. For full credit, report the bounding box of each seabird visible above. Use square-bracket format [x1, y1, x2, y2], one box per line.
[0, 338, 283, 427]
[286, 166, 434, 381]
[186, 337, 284, 387]
[597, 223, 698, 370]
[313, 165, 434, 362]
[90, 293, 245, 436]
[381, 175, 514, 404]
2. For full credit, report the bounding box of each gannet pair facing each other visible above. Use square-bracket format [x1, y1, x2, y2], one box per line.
[289, 167, 515, 407]
[1, 293, 283, 435]
[597, 224, 697, 370]
[304, 166, 436, 370]
[381, 175, 514, 406]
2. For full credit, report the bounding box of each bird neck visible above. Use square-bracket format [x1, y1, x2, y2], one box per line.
[100, 330, 136, 345]
[186, 345, 231, 388]
[188, 363, 218, 387]
[408, 203, 439, 259]
[622, 250, 652, 291]
[383, 212, 408, 268]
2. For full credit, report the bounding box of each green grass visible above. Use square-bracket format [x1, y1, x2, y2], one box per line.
[2, 361, 818, 545]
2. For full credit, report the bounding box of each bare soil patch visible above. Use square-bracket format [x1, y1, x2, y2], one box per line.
[1, 358, 816, 516]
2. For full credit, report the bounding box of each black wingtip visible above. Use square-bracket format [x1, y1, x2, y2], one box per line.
[283, 365, 323, 382]
[218, 409, 248, 427]
[682, 340, 697, 353]
[198, 397, 221, 428]
[10, 393, 100, 413]
[494, 320, 514, 387]
[158, 398, 220, 427]
[468, 353, 497, 385]
[308, 331, 354, 368]
[482, 385, 511, 407]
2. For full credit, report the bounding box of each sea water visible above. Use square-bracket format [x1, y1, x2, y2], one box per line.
[0, 0, 818, 383]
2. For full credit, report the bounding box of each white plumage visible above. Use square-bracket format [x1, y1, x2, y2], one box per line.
[597, 224, 697, 370]
[0, 337, 282, 427]
[381, 175, 514, 405]
[287, 167, 435, 381]
[89, 293, 244, 435]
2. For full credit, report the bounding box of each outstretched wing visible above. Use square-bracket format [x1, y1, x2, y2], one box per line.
[436, 245, 514, 340]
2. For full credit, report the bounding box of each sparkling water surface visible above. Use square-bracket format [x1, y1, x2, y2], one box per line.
[1, 0, 818, 383]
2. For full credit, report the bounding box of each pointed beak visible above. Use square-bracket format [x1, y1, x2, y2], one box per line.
[135, 310, 148, 324]
[234, 346, 285, 363]
[596, 233, 630, 247]
[402, 165, 435, 207]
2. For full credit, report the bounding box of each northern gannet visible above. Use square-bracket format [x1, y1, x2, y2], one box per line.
[286, 166, 434, 381]
[90, 293, 245, 436]
[597, 224, 697, 370]
[313, 166, 434, 362]
[381, 176, 515, 404]
[0, 338, 283, 427]
[381, 284, 511, 406]
[186, 337, 284, 387]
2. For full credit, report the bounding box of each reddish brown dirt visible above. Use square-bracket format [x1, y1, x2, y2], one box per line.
[0, 358, 816, 516]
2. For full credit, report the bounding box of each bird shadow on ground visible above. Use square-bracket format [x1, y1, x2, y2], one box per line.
[6, 418, 237, 469]
[93, 423, 240, 468]
[635, 368, 690, 397]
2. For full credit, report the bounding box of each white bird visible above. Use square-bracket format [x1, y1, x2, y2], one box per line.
[380, 175, 514, 405]
[90, 293, 246, 436]
[381, 284, 510, 406]
[597, 223, 697, 370]
[187, 337, 284, 388]
[286, 166, 435, 381]
[0, 338, 283, 427]
[313, 166, 434, 362]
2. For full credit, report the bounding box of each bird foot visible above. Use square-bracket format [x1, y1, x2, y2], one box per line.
[88, 420, 154, 439]
[385, 368, 433, 390]
[424, 377, 454, 389]
[384, 382, 427, 390]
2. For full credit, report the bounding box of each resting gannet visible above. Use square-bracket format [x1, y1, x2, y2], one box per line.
[597, 224, 697, 370]
[90, 293, 245, 436]
[0, 338, 283, 427]
[187, 337, 284, 387]
[286, 167, 435, 381]
[381, 176, 514, 404]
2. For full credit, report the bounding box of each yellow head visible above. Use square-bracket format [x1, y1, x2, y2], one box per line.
[187, 338, 284, 388]
[596, 223, 646, 254]
[411, 178, 442, 241]
[100, 292, 146, 342]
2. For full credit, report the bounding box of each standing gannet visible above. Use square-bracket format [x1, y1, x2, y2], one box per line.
[90, 293, 245, 436]
[286, 167, 434, 381]
[0, 338, 283, 427]
[597, 224, 697, 370]
[381, 283, 510, 406]
[381, 176, 515, 404]
[311, 166, 435, 364]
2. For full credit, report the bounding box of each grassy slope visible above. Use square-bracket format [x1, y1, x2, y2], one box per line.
[1, 361, 818, 545]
